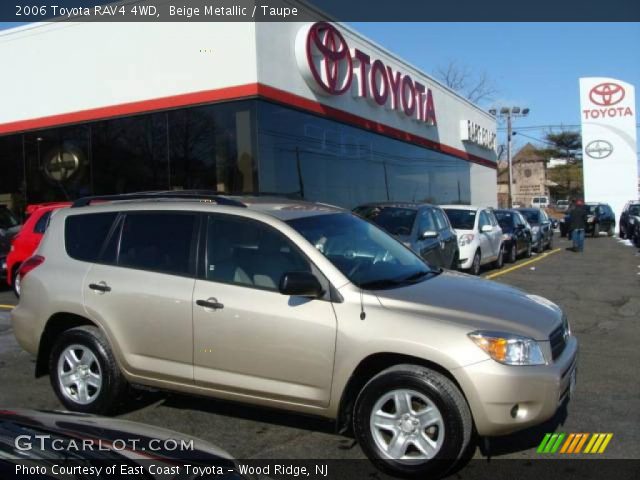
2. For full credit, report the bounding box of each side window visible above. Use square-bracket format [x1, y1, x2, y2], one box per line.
[33, 210, 53, 234]
[206, 215, 311, 291]
[432, 209, 449, 231]
[118, 212, 197, 276]
[65, 213, 119, 262]
[479, 211, 491, 230]
[417, 210, 437, 235]
[488, 211, 499, 227]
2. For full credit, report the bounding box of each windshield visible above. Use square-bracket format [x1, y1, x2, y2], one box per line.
[443, 209, 476, 230]
[287, 213, 436, 289]
[0, 208, 19, 229]
[585, 205, 596, 214]
[520, 210, 540, 225]
[494, 211, 514, 230]
[354, 206, 416, 236]
[629, 205, 640, 216]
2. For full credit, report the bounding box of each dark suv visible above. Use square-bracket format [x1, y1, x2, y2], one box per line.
[354, 202, 459, 269]
[619, 201, 640, 243]
[516, 208, 553, 253]
[584, 203, 615, 237]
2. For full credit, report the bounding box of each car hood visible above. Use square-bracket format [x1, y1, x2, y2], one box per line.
[375, 271, 562, 340]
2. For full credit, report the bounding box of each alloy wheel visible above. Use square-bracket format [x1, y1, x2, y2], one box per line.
[369, 389, 445, 462]
[57, 344, 103, 405]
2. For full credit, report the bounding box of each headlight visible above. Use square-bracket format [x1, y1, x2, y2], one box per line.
[502, 233, 512, 241]
[532, 226, 540, 234]
[587, 216, 594, 223]
[458, 233, 474, 247]
[468, 331, 546, 365]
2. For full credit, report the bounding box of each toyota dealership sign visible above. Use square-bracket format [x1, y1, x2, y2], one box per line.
[579, 77, 638, 221]
[296, 22, 437, 126]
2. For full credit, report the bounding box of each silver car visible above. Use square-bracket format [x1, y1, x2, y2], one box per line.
[12, 192, 578, 477]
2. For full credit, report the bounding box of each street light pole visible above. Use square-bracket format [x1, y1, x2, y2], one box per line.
[506, 113, 513, 208]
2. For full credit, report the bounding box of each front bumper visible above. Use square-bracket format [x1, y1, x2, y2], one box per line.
[454, 335, 578, 436]
[457, 243, 476, 269]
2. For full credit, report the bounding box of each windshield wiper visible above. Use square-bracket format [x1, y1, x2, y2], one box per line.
[360, 269, 437, 290]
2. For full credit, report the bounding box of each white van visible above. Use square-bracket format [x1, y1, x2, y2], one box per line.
[531, 196, 549, 208]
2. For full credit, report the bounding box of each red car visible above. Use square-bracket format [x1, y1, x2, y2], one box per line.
[6, 202, 71, 296]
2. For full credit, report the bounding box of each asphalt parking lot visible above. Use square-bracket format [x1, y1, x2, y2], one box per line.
[1, 233, 639, 469]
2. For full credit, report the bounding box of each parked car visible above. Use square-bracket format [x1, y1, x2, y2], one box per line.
[12, 191, 578, 477]
[442, 205, 503, 275]
[6, 202, 71, 297]
[494, 209, 533, 262]
[0, 205, 21, 282]
[531, 196, 549, 208]
[555, 199, 570, 212]
[0, 409, 244, 479]
[516, 208, 553, 253]
[618, 201, 640, 240]
[353, 202, 459, 269]
[584, 202, 616, 237]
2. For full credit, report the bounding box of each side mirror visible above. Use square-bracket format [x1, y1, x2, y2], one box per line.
[420, 230, 439, 240]
[279, 271, 324, 298]
[480, 224, 493, 233]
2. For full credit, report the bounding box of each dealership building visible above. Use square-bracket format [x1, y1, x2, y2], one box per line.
[0, 19, 497, 213]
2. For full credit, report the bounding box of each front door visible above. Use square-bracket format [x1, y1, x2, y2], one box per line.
[192, 214, 337, 407]
[415, 209, 441, 267]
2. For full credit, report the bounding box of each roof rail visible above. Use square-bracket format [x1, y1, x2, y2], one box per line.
[71, 191, 247, 208]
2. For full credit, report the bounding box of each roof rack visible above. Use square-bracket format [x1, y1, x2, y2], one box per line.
[71, 191, 247, 208]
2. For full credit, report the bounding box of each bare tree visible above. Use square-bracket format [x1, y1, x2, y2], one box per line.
[434, 61, 498, 104]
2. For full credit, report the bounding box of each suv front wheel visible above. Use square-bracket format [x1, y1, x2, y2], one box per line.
[353, 365, 472, 477]
[49, 325, 127, 414]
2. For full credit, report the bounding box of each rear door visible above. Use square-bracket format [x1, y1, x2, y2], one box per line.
[83, 211, 198, 383]
[192, 214, 337, 407]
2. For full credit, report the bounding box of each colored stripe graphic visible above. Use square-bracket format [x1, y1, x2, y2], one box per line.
[539, 433, 613, 454]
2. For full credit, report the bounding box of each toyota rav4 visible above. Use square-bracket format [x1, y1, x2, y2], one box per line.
[11, 192, 578, 477]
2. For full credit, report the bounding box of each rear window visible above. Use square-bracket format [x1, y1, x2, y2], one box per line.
[65, 213, 118, 262]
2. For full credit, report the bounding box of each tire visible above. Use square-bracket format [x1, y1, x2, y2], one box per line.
[547, 234, 553, 250]
[492, 245, 504, 269]
[607, 225, 614, 237]
[49, 325, 127, 415]
[593, 223, 599, 237]
[353, 365, 472, 478]
[507, 243, 517, 263]
[450, 251, 460, 270]
[619, 226, 626, 239]
[525, 240, 532, 258]
[11, 265, 21, 299]
[536, 238, 544, 254]
[469, 250, 481, 276]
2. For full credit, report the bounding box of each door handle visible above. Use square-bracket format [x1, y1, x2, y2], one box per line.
[89, 282, 111, 293]
[196, 298, 224, 310]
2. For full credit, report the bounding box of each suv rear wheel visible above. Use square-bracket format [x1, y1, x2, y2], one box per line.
[353, 365, 472, 477]
[49, 326, 127, 414]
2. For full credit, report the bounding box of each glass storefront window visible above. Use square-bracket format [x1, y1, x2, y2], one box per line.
[256, 101, 471, 209]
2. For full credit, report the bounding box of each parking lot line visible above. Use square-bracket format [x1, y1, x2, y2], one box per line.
[484, 248, 562, 280]
[0, 304, 16, 310]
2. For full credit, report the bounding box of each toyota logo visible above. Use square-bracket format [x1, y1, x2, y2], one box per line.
[589, 82, 625, 106]
[305, 22, 352, 95]
[585, 140, 613, 159]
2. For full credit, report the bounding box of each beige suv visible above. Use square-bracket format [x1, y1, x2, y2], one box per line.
[12, 193, 578, 476]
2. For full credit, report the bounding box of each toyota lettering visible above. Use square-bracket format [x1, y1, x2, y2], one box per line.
[296, 22, 437, 126]
[583, 81, 633, 120]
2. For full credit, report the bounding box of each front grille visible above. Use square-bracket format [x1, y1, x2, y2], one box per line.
[549, 325, 567, 361]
